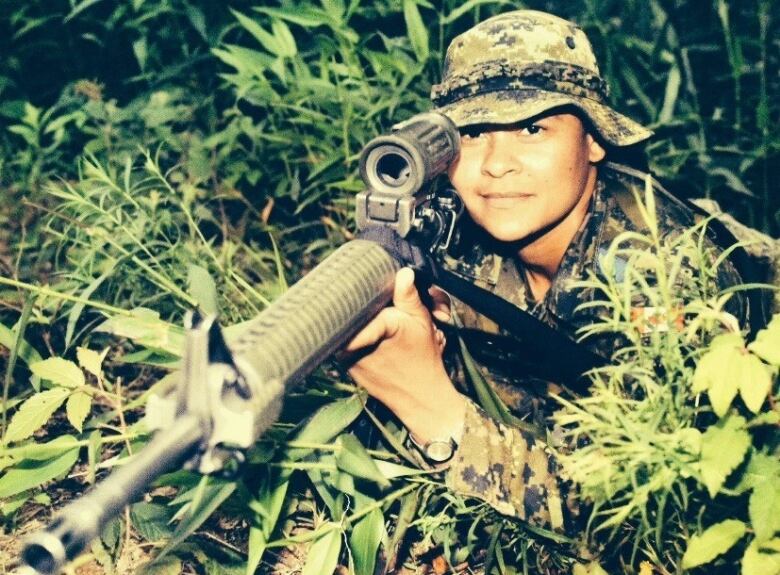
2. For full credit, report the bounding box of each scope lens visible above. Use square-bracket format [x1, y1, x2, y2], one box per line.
[376, 152, 411, 188]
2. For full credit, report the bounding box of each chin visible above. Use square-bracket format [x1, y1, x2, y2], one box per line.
[483, 224, 531, 244]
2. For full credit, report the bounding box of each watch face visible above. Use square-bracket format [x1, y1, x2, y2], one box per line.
[425, 440, 455, 463]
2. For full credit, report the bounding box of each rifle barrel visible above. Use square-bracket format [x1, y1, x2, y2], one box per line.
[22, 239, 402, 573]
[22, 416, 204, 575]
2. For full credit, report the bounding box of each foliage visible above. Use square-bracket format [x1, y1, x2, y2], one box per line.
[0, 0, 778, 574]
[553, 181, 779, 573]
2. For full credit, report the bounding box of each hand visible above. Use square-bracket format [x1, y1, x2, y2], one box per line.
[343, 268, 466, 444]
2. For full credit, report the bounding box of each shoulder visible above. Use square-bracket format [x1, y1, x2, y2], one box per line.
[598, 162, 699, 242]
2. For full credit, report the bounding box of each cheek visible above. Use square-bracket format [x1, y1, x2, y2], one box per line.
[447, 154, 479, 198]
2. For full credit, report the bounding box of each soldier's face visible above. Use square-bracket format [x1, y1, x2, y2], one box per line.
[447, 113, 606, 244]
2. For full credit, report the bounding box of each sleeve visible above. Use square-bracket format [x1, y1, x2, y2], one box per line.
[444, 398, 579, 533]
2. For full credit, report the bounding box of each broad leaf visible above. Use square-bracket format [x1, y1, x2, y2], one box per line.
[156, 478, 236, 560]
[737, 452, 780, 492]
[336, 433, 390, 488]
[7, 435, 81, 461]
[187, 264, 218, 315]
[698, 414, 751, 497]
[742, 539, 780, 575]
[748, 315, 780, 366]
[246, 473, 289, 575]
[301, 527, 342, 575]
[0, 444, 79, 497]
[0, 320, 43, 368]
[285, 394, 363, 461]
[350, 507, 385, 575]
[77, 346, 107, 379]
[738, 353, 773, 413]
[66, 389, 92, 433]
[97, 308, 183, 356]
[692, 330, 772, 416]
[131, 502, 174, 541]
[682, 519, 746, 569]
[30, 357, 84, 389]
[692, 333, 743, 392]
[750, 481, 780, 543]
[5, 387, 70, 443]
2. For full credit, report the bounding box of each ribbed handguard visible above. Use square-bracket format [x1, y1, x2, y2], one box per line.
[231, 238, 401, 391]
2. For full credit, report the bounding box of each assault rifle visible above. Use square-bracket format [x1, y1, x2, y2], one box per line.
[21, 112, 604, 574]
[19, 112, 463, 574]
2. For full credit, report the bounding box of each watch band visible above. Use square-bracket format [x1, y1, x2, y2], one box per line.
[408, 433, 459, 464]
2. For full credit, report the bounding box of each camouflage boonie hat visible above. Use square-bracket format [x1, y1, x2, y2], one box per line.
[431, 10, 652, 147]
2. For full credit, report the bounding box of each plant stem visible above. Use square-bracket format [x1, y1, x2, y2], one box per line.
[0, 276, 130, 316]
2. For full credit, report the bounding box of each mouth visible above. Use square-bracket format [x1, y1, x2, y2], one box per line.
[480, 193, 534, 208]
[481, 193, 534, 199]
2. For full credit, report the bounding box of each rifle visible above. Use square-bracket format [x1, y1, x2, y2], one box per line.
[20, 112, 463, 574]
[21, 111, 606, 574]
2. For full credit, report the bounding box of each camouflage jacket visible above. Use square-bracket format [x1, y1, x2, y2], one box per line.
[434, 162, 747, 535]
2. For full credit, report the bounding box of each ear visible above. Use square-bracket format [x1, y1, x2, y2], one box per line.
[586, 134, 606, 163]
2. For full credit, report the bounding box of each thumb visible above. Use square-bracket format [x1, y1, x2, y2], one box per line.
[393, 268, 430, 320]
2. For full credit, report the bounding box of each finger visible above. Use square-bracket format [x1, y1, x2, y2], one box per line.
[343, 308, 401, 352]
[393, 268, 430, 321]
[428, 286, 452, 323]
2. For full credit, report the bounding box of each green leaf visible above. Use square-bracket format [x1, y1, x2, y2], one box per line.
[65, 260, 114, 348]
[231, 10, 281, 56]
[66, 389, 92, 433]
[187, 265, 218, 315]
[77, 346, 107, 379]
[0, 318, 42, 388]
[272, 20, 297, 57]
[139, 556, 182, 575]
[7, 435, 80, 461]
[30, 357, 85, 389]
[0, 445, 79, 497]
[131, 502, 174, 541]
[738, 452, 780, 491]
[698, 414, 751, 497]
[438, 0, 511, 24]
[246, 473, 289, 575]
[682, 519, 746, 569]
[742, 539, 780, 575]
[286, 394, 363, 461]
[254, 6, 332, 28]
[692, 334, 745, 416]
[87, 429, 101, 484]
[336, 433, 390, 488]
[5, 387, 70, 443]
[738, 352, 773, 413]
[350, 507, 385, 575]
[658, 63, 681, 124]
[301, 527, 342, 575]
[403, 0, 429, 61]
[155, 479, 236, 561]
[97, 308, 183, 356]
[749, 315, 780, 365]
[750, 481, 780, 542]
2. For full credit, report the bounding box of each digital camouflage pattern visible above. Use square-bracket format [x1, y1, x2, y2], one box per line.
[435, 163, 748, 540]
[431, 10, 653, 146]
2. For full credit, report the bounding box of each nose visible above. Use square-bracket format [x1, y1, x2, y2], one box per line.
[481, 132, 521, 178]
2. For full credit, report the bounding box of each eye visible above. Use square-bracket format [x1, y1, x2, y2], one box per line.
[460, 126, 487, 141]
[519, 123, 543, 136]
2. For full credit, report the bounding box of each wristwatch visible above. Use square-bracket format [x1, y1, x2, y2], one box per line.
[408, 433, 459, 464]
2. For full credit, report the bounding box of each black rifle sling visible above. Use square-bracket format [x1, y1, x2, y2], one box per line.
[355, 227, 607, 392]
[431, 265, 607, 392]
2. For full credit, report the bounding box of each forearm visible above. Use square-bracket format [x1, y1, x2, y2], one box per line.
[445, 399, 577, 533]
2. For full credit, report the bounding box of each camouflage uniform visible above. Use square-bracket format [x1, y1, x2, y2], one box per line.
[435, 162, 746, 537]
[418, 9, 747, 544]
